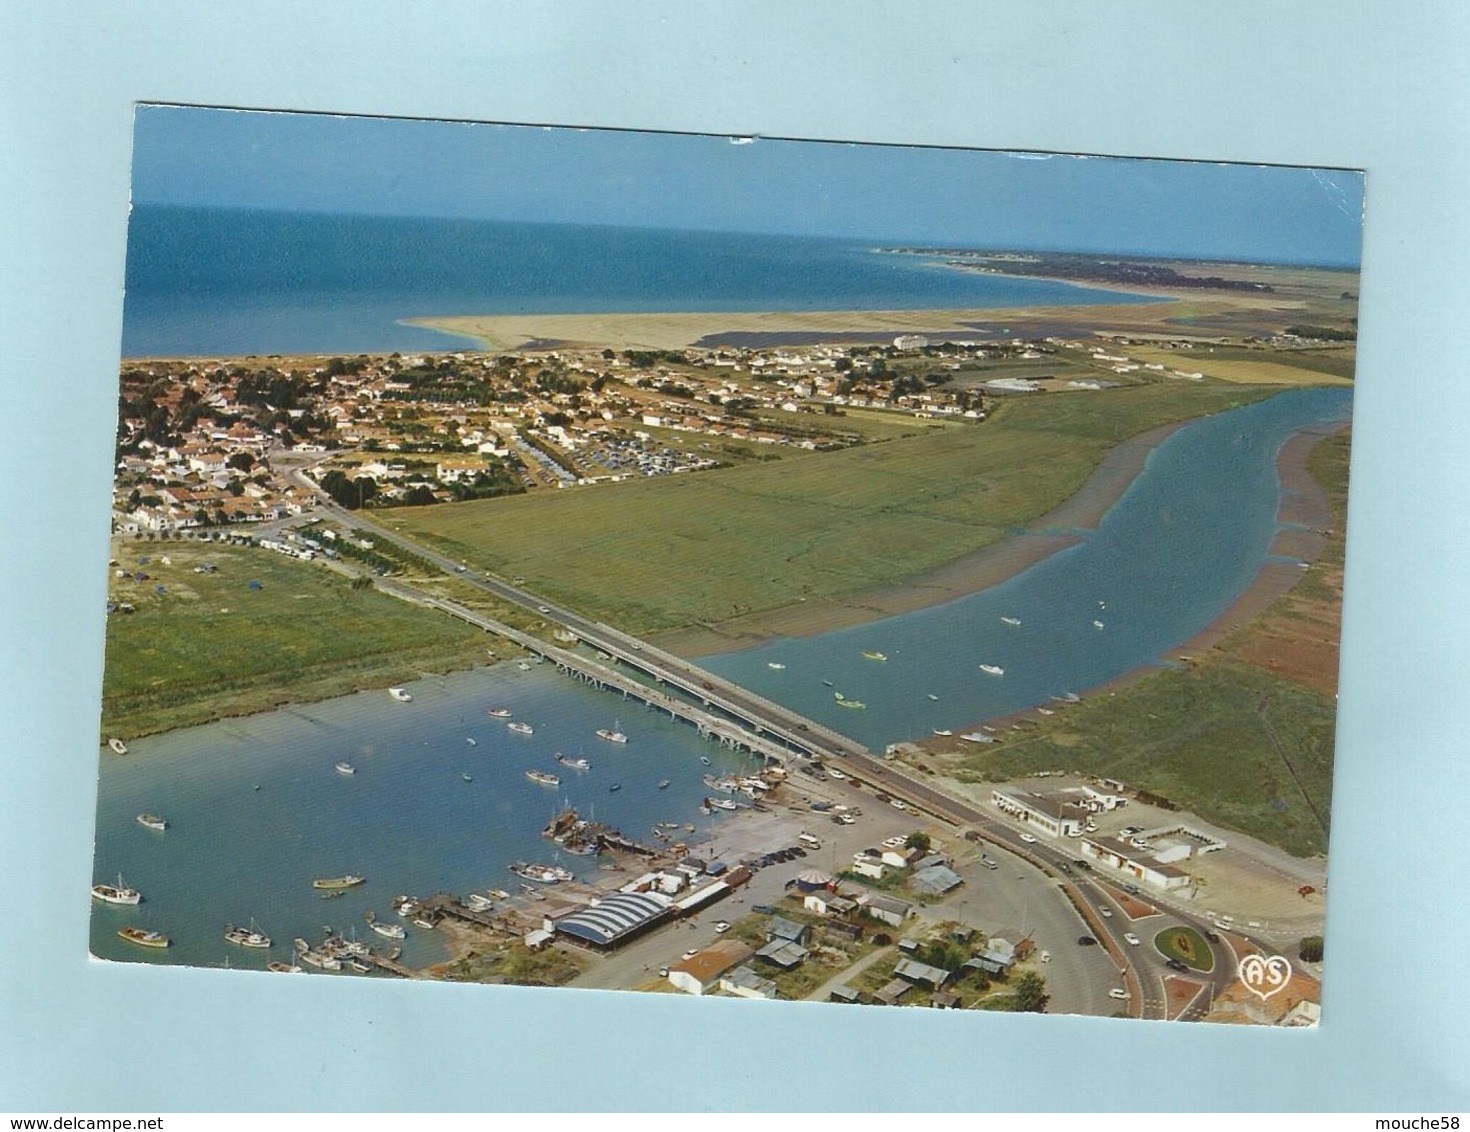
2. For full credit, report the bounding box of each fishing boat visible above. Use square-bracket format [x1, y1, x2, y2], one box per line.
[555, 753, 591, 770]
[312, 875, 365, 891]
[135, 813, 167, 831]
[117, 926, 169, 949]
[335, 761, 356, 776]
[509, 862, 573, 884]
[108, 737, 128, 755]
[297, 947, 341, 971]
[508, 721, 534, 736]
[525, 770, 560, 787]
[1000, 616, 1022, 626]
[91, 875, 142, 905]
[657, 779, 670, 790]
[368, 918, 407, 940]
[767, 662, 786, 670]
[225, 921, 271, 949]
[862, 650, 887, 661]
[389, 687, 412, 702]
[596, 723, 628, 743]
[487, 707, 512, 718]
[979, 664, 1005, 676]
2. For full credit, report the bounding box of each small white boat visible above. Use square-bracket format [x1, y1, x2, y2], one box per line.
[979, 664, 1005, 677]
[462, 773, 473, 782]
[466, 737, 477, 746]
[487, 708, 512, 718]
[225, 921, 272, 949]
[508, 721, 534, 736]
[597, 721, 629, 743]
[960, 732, 995, 743]
[862, 651, 887, 661]
[92, 875, 142, 905]
[555, 753, 590, 771]
[108, 738, 129, 756]
[1000, 616, 1022, 626]
[1093, 620, 1105, 630]
[1037, 708, 1055, 716]
[335, 761, 356, 776]
[932, 729, 953, 737]
[136, 813, 167, 831]
[525, 770, 560, 787]
[767, 662, 786, 670]
[389, 687, 412, 702]
[927, 694, 939, 701]
[368, 919, 406, 940]
[463, 893, 496, 913]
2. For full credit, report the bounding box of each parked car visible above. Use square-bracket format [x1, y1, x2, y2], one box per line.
[1099, 906, 1113, 918]
[1108, 988, 1128, 1000]
[1123, 933, 1141, 946]
[1123, 883, 1140, 895]
[980, 857, 998, 870]
[714, 921, 731, 935]
[1077, 935, 1098, 946]
[1165, 958, 1189, 972]
[1019, 833, 1037, 844]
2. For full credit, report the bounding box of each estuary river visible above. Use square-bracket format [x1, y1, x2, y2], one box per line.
[89, 385, 1350, 971]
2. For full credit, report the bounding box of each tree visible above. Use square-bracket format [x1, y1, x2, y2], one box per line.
[1011, 970, 1050, 1013]
[1298, 936, 1324, 963]
[904, 831, 931, 853]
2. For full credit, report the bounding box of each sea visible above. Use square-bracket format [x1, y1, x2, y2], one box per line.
[120, 205, 1156, 358]
[96, 206, 1351, 972]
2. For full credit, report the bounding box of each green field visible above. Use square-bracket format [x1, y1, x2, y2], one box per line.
[946, 658, 1336, 857]
[382, 382, 1279, 633]
[101, 540, 489, 738]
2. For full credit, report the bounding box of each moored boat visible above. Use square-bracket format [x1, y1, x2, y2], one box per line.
[1093, 620, 1105, 630]
[709, 797, 737, 811]
[225, 921, 271, 948]
[108, 738, 128, 755]
[267, 960, 303, 973]
[835, 696, 866, 708]
[92, 875, 142, 905]
[526, 769, 560, 787]
[596, 724, 628, 743]
[368, 918, 407, 939]
[960, 732, 996, 744]
[658, 779, 671, 789]
[767, 662, 786, 670]
[508, 721, 534, 736]
[335, 761, 356, 776]
[933, 729, 953, 737]
[312, 875, 365, 890]
[555, 753, 590, 770]
[862, 650, 887, 661]
[117, 926, 169, 948]
[509, 861, 573, 884]
[979, 664, 1005, 676]
[1000, 616, 1022, 626]
[135, 813, 167, 831]
[487, 707, 512, 718]
[463, 893, 495, 913]
[389, 687, 412, 702]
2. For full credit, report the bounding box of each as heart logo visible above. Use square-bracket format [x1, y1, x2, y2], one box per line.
[1238, 953, 1292, 1000]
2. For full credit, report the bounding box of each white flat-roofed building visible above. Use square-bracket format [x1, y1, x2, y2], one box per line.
[990, 788, 1087, 837]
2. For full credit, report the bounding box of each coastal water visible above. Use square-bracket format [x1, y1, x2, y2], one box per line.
[91, 385, 1350, 971]
[120, 206, 1155, 357]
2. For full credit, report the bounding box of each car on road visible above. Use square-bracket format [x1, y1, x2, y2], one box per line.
[537, 606, 551, 614]
[1165, 958, 1189, 972]
[1019, 833, 1037, 844]
[1123, 883, 1140, 895]
[714, 921, 731, 934]
[1123, 933, 1141, 946]
[826, 767, 847, 780]
[1204, 929, 1221, 943]
[874, 793, 892, 803]
[454, 564, 467, 572]
[658, 966, 669, 977]
[1108, 988, 1128, 1000]
[1077, 935, 1098, 946]
[1071, 859, 1092, 871]
[682, 949, 699, 959]
[890, 798, 908, 810]
[1057, 861, 1073, 874]
[1098, 906, 1113, 918]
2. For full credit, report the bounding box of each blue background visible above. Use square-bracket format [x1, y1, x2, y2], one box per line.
[2, 0, 1467, 1112]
